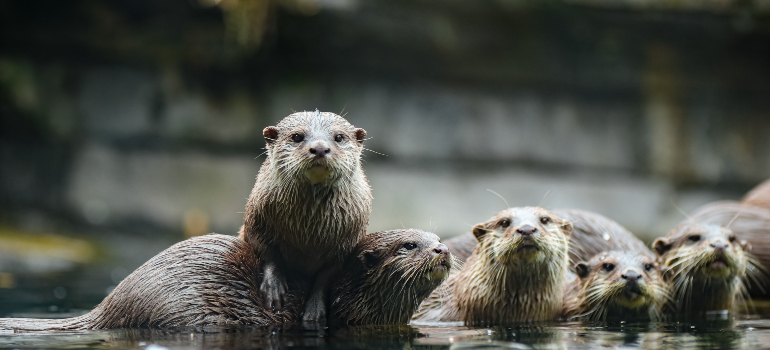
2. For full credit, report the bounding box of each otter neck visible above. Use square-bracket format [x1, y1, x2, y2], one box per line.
[674, 275, 740, 316]
[457, 250, 569, 324]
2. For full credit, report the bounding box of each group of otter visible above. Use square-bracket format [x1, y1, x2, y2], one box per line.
[2, 111, 770, 331]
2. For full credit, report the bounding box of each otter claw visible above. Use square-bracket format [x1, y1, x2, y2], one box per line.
[260, 264, 286, 310]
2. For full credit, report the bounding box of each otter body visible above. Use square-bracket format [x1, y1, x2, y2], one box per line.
[414, 207, 573, 325]
[444, 209, 650, 264]
[561, 251, 667, 321]
[0, 235, 297, 331]
[743, 179, 770, 211]
[653, 215, 758, 319]
[239, 111, 372, 323]
[329, 229, 452, 327]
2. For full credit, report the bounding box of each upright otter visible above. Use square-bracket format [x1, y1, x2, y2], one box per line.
[329, 229, 452, 327]
[444, 209, 650, 264]
[239, 111, 372, 324]
[561, 251, 668, 322]
[743, 179, 770, 211]
[413, 207, 573, 325]
[0, 229, 450, 331]
[0, 234, 300, 331]
[653, 218, 758, 319]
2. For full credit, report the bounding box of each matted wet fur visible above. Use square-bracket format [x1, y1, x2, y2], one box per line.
[239, 111, 372, 324]
[329, 229, 453, 327]
[561, 251, 668, 321]
[443, 208, 651, 264]
[413, 207, 573, 325]
[653, 214, 761, 319]
[0, 235, 300, 331]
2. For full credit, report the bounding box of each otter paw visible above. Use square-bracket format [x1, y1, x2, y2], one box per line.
[302, 301, 327, 327]
[260, 265, 287, 311]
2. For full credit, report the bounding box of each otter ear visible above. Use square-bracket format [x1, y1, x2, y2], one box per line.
[263, 126, 278, 144]
[575, 262, 590, 279]
[361, 251, 378, 268]
[472, 224, 488, 241]
[355, 128, 367, 143]
[653, 238, 672, 256]
[741, 240, 752, 252]
[561, 221, 574, 237]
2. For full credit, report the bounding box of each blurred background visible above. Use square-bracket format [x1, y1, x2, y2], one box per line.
[1, 0, 769, 316]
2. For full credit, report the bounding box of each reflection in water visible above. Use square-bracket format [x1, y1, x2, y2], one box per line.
[0, 319, 768, 349]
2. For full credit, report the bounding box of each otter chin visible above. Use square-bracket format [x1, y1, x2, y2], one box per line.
[305, 165, 333, 184]
[561, 251, 667, 322]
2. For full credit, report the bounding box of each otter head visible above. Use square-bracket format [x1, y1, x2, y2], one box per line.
[653, 222, 754, 314]
[574, 251, 667, 321]
[654, 224, 749, 282]
[471, 207, 572, 266]
[332, 229, 452, 326]
[263, 111, 367, 185]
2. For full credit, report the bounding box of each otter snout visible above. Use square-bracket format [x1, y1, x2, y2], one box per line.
[710, 240, 728, 253]
[308, 141, 331, 157]
[516, 225, 537, 236]
[621, 269, 642, 283]
[433, 244, 450, 256]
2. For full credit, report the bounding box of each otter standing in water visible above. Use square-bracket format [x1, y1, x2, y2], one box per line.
[653, 219, 758, 319]
[561, 251, 668, 322]
[0, 235, 299, 331]
[329, 229, 452, 327]
[413, 207, 573, 325]
[239, 111, 372, 325]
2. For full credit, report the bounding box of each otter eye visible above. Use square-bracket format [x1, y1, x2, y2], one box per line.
[499, 220, 510, 228]
[402, 243, 417, 250]
[729, 235, 737, 243]
[540, 217, 550, 225]
[602, 263, 615, 272]
[334, 134, 344, 142]
[688, 235, 701, 243]
[291, 133, 305, 143]
[644, 263, 654, 272]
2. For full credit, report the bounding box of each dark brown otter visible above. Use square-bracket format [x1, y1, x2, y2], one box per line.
[239, 111, 372, 324]
[0, 234, 300, 331]
[329, 229, 452, 327]
[413, 207, 573, 325]
[653, 216, 759, 319]
[743, 179, 770, 211]
[444, 209, 650, 264]
[561, 251, 668, 322]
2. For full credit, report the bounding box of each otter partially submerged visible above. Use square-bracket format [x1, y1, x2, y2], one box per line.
[561, 251, 668, 322]
[653, 220, 759, 319]
[329, 229, 452, 327]
[414, 207, 573, 325]
[0, 235, 299, 331]
[239, 111, 372, 324]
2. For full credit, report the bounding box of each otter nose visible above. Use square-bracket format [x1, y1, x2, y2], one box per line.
[309, 142, 331, 157]
[621, 270, 641, 282]
[711, 241, 727, 252]
[516, 225, 537, 236]
[433, 244, 450, 256]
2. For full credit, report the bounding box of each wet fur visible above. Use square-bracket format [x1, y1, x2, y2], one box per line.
[561, 251, 668, 321]
[0, 235, 300, 331]
[329, 229, 452, 327]
[414, 207, 572, 325]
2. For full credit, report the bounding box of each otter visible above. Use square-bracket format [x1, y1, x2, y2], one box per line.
[0, 234, 300, 331]
[239, 111, 372, 324]
[329, 229, 452, 327]
[413, 207, 573, 325]
[444, 209, 650, 264]
[561, 251, 668, 322]
[0, 229, 451, 331]
[743, 179, 770, 211]
[652, 217, 759, 319]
